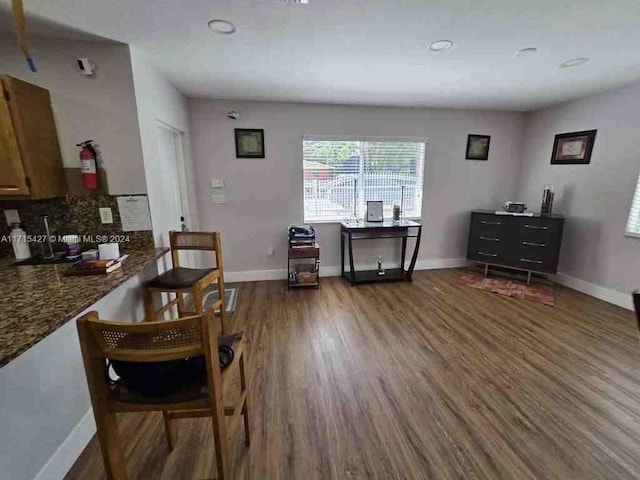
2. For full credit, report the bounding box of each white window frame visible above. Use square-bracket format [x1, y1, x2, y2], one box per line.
[301, 135, 428, 223]
[625, 170, 640, 238]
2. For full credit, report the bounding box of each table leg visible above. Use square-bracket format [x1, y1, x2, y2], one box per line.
[341, 232, 345, 278]
[406, 226, 422, 282]
[400, 236, 407, 273]
[348, 233, 356, 285]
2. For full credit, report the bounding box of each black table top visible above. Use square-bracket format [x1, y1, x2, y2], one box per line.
[341, 219, 421, 230]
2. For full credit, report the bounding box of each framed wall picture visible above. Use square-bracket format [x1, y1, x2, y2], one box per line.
[366, 201, 383, 222]
[235, 128, 265, 158]
[551, 130, 597, 165]
[465, 134, 491, 160]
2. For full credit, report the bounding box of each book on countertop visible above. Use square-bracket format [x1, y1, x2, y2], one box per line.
[74, 259, 117, 270]
[63, 254, 129, 276]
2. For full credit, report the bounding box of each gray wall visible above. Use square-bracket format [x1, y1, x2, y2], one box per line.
[188, 100, 525, 274]
[518, 82, 640, 296]
[130, 46, 199, 253]
[0, 35, 147, 194]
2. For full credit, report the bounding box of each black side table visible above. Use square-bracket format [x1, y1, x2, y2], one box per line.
[340, 219, 422, 285]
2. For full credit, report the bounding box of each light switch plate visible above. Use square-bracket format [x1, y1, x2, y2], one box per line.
[210, 178, 225, 188]
[211, 194, 226, 204]
[4, 209, 20, 226]
[99, 207, 114, 224]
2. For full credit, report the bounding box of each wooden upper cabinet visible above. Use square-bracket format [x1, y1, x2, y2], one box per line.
[0, 75, 67, 198]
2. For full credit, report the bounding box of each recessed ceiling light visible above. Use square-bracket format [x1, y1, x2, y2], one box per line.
[207, 19, 236, 34]
[561, 57, 589, 68]
[428, 40, 453, 52]
[516, 47, 538, 58]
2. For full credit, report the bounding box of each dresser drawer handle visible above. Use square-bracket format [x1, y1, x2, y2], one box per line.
[524, 224, 549, 230]
[480, 236, 500, 242]
[520, 258, 543, 264]
[481, 221, 501, 225]
[522, 241, 546, 247]
[478, 252, 498, 257]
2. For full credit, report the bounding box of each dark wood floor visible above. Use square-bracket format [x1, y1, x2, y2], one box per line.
[66, 269, 640, 480]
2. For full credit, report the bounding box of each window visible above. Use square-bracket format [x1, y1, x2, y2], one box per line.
[626, 171, 640, 237]
[303, 136, 426, 222]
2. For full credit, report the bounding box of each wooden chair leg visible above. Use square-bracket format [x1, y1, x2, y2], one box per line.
[143, 285, 156, 322]
[211, 400, 231, 480]
[217, 278, 227, 335]
[239, 353, 251, 446]
[192, 285, 204, 316]
[162, 411, 177, 451]
[94, 409, 128, 480]
[177, 291, 186, 317]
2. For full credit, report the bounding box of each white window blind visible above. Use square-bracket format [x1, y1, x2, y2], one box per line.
[302, 136, 426, 222]
[626, 171, 640, 237]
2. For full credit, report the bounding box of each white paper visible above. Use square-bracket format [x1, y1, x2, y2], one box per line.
[117, 196, 152, 231]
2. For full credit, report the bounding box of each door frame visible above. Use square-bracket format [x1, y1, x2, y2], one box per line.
[155, 120, 191, 230]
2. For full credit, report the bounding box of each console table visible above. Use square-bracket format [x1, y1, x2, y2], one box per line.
[340, 219, 422, 285]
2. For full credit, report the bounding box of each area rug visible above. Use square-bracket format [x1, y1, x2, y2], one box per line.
[202, 287, 239, 314]
[458, 273, 555, 306]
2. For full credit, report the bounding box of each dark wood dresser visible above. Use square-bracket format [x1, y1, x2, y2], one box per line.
[467, 210, 564, 281]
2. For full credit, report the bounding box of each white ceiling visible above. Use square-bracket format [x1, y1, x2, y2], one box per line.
[2, 0, 640, 111]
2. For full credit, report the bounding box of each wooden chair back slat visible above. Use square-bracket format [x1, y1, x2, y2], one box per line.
[169, 231, 223, 269]
[81, 314, 209, 363]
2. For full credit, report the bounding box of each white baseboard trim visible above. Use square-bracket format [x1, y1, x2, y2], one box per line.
[415, 258, 468, 270]
[225, 258, 468, 284]
[554, 272, 633, 311]
[226, 268, 288, 283]
[33, 409, 96, 480]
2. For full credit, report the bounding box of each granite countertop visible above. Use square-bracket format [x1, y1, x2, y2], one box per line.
[0, 247, 169, 368]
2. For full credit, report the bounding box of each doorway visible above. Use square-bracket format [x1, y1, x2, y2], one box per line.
[147, 121, 192, 269]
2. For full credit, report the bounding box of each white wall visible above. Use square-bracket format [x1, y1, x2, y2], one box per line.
[188, 100, 525, 276]
[0, 35, 146, 194]
[518, 81, 640, 300]
[130, 46, 199, 258]
[0, 263, 159, 480]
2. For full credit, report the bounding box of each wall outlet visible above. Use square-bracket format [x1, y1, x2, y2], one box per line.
[210, 178, 225, 188]
[99, 207, 114, 224]
[267, 247, 274, 256]
[3, 209, 20, 226]
[211, 194, 226, 204]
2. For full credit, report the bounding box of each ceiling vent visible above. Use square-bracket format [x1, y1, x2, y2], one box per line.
[277, 0, 309, 4]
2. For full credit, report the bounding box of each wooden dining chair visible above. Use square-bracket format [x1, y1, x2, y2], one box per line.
[143, 231, 228, 333]
[76, 310, 250, 480]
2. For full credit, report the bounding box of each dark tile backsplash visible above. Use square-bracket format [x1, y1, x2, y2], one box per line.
[0, 195, 154, 259]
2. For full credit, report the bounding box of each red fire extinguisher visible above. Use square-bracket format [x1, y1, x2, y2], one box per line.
[77, 140, 98, 190]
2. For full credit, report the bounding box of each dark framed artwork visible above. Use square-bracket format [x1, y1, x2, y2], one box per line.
[465, 134, 491, 160]
[234, 128, 265, 158]
[551, 130, 597, 165]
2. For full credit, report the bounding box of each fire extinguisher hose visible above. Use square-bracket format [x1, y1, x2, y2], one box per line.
[11, 0, 37, 72]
